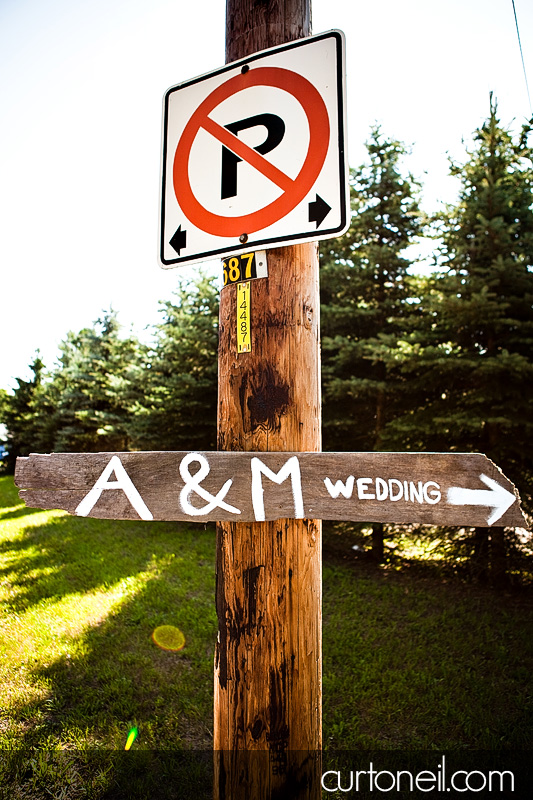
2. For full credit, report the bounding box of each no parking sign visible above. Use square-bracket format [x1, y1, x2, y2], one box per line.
[159, 30, 348, 267]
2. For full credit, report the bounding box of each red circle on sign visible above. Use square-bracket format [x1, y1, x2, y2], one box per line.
[173, 67, 330, 237]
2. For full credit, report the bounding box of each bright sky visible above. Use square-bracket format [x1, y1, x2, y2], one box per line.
[1, 0, 531, 390]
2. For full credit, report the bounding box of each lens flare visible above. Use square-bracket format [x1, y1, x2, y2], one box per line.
[125, 727, 138, 751]
[152, 625, 186, 651]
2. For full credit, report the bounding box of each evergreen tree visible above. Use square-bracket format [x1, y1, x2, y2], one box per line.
[2, 355, 55, 470]
[0, 388, 8, 450]
[389, 101, 533, 493]
[383, 99, 533, 583]
[320, 127, 426, 558]
[0, 388, 7, 419]
[49, 311, 143, 452]
[133, 272, 219, 451]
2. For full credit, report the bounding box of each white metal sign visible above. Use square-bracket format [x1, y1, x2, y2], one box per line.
[159, 30, 348, 268]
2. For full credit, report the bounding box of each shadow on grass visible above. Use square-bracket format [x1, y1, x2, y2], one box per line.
[0, 501, 218, 798]
[0, 512, 211, 614]
[0, 505, 46, 522]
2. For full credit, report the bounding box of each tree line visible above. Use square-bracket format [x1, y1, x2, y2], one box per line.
[2, 99, 532, 583]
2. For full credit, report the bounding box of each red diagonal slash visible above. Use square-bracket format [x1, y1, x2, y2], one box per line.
[202, 116, 294, 193]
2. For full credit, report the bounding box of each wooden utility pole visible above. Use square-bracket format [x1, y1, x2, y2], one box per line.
[215, 0, 321, 797]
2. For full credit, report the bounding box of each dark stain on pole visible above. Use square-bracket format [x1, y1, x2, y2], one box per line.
[267, 662, 290, 747]
[243, 564, 264, 633]
[242, 364, 290, 433]
[251, 717, 264, 740]
[215, 534, 228, 690]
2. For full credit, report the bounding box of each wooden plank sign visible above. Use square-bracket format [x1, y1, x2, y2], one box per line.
[15, 451, 526, 528]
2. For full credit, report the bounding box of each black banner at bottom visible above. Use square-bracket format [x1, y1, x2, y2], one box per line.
[0, 749, 530, 799]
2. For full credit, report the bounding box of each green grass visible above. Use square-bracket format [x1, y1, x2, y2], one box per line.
[0, 476, 217, 797]
[322, 560, 533, 750]
[1, 475, 532, 797]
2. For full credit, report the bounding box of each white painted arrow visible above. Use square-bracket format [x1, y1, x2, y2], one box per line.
[447, 473, 517, 525]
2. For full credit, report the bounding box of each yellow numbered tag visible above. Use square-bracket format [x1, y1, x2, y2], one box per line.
[222, 250, 268, 287]
[237, 282, 251, 353]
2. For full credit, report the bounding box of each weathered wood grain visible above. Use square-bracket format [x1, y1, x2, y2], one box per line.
[220, 2, 321, 795]
[15, 451, 527, 528]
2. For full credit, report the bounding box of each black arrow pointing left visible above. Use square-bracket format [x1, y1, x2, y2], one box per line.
[169, 226, 187, 255]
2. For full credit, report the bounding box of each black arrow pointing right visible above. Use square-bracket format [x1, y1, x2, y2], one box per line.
[308, 194, 331, 228]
